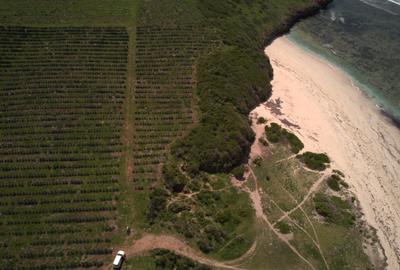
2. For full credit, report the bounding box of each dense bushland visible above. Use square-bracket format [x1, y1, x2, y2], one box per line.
[173, 47, 269, 173]
[148, 173, 255, 258]
[171, 0, 332, 174]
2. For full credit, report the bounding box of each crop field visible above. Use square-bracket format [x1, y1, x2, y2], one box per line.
[0, 0, 139, 26]
[132, 25, 215, 192]
[0, 26, 128, 269]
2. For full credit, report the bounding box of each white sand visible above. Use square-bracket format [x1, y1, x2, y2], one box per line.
[253, 37, 400, 269]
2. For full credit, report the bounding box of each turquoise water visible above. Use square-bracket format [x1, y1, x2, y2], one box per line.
[288, 0, 400, 125]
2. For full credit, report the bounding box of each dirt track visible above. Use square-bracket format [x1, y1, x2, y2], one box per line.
[104, 234, 244, 270]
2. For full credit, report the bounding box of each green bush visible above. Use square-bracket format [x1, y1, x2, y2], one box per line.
[151, 249, 211, 270]
[276, 221, 291, 234]
[197, 239, 214, 254]
[258, 137, 268, 146]
[283, 130, 304, 154]
[264, 123, 304, 153]
[163, 158, 186, 193]
[147, 189, 169, 224]
[265, 123, 282, 143]
[253, 156, 262, 167]
[257, 117, 267, 124]
[340, 180, 350, 188]
[169, 201, 191, 214]
[216, 209, 232, 224]
[313, 193, 354, 227]
[231, 165, 245, 180]
[297, 152, 330, 171]
[333, 169, 345, 177]
[327, 174, 341, 191]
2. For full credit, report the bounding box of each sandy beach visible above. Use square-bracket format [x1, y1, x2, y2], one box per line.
[253, 37, 400, 269]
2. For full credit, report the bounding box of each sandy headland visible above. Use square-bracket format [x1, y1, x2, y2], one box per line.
[252, 37, 400, 269]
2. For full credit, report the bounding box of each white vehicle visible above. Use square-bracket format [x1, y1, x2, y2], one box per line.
[113, 250, 126, 269]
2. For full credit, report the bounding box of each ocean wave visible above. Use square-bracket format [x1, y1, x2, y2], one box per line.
[358, 0, 399, 15]
[387, 0, 400, 6]
[330, 10, 336, 21]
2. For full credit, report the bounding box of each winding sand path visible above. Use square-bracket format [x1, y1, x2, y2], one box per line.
[246, 167, 317, 270]
[274, 170, 330, 224]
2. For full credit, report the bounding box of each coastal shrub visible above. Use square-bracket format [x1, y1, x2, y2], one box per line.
[297, 152, 330, 171]
[313, 193, 355, 227]
[333, 169, 345, 177]
[283, 130, 304, 154]
[259, 137, 269, 146]
[276, 221, 291, 234]
[253, 156, 262, 167]
[327, 174, 341, 191]
[163, 158, 186, 193]
[340, 180, 350, 189]
[265, 123, 282, 143]
[197, 239, 214, 254]
[257, 117, 267, 124]
[231, 165, 245, 180]
[216, 209, 232, 225]
[264, 123, 304, 153]
[169, 201, 191, 214]
[205, 224, 226, 244]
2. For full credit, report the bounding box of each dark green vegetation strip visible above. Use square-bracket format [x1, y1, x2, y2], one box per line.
[0, 26, 128, 269]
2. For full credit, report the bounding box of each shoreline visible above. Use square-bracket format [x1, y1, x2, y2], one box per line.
[256, 37, 400, 269]
[286, 33, 400, 129]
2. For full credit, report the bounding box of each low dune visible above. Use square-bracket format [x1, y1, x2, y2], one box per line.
[252, 37, 400, 269]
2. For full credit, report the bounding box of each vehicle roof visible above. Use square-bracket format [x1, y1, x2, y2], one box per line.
[113, 254, 123, 265]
